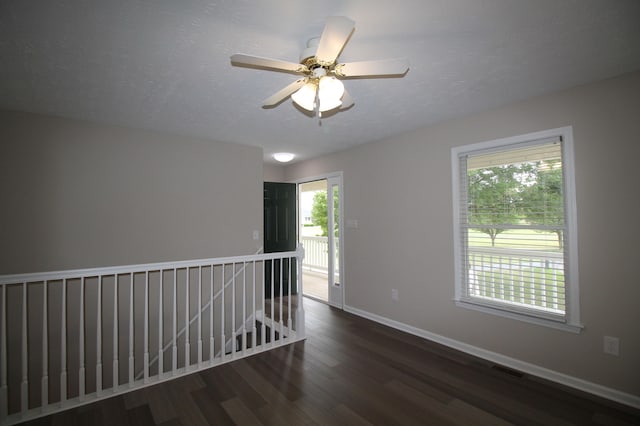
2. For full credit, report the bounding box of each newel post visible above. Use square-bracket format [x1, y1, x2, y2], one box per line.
[295, 244, 306, 338]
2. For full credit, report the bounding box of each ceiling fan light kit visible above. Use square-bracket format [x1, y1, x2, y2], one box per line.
[290, 68, 345, 112]
[230, 16, 409, 117]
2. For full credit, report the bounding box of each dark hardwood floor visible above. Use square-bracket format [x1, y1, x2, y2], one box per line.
[21, 298, 640, 425]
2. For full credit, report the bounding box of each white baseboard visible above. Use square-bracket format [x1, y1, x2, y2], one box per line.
[343, 304, 640, 409]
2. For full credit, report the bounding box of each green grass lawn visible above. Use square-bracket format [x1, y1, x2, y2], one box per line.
[468, 228, 561, 250]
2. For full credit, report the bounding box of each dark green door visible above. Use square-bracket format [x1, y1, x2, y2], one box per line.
[264, 182, 297, 298]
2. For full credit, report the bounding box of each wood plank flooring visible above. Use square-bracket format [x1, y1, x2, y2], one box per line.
[20, 298, 640, 425]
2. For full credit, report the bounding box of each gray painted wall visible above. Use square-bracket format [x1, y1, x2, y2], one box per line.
[263, 163, 286, 182]
[0, 110, 263, 274]
[1, 111, 266, 409]
[284, 71, 640, 397]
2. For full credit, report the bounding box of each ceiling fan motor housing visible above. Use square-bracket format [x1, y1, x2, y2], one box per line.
[299, 37, 321, 64]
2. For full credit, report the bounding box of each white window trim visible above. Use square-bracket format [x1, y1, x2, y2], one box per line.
[451, 126, 582, 333]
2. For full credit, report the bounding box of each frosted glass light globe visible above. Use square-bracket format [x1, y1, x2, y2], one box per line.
[318, 76, 344, 112]
[291, 82, 317, 111]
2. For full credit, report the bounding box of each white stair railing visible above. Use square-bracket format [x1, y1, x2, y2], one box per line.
[135, 250, 261, 381]
[0, 246, 305, 426]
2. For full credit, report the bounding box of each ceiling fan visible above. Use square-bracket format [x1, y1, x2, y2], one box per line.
[230, 16, 409, 116]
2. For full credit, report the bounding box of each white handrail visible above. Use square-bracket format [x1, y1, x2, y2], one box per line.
[0, 248, 288, 285]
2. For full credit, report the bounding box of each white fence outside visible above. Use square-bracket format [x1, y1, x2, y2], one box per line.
[466, 247, 565, 313]
[300, 236, 328, 272]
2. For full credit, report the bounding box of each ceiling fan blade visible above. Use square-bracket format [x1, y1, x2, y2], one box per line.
[231, 54, 308, 73]
[315, 16, 355, 65]
[262, 78, 307, 107]
[340, 89, 354, 109]
[336, 58, 409, 77]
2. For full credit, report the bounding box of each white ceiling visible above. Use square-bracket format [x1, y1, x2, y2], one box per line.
[2, 1, 640, 164]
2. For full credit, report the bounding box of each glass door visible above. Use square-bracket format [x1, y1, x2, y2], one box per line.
[326, 176, 342, 307]
[298, 175, 343, 307]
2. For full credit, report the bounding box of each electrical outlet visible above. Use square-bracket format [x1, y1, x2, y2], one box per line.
[391, 288, 398, 301]
[603, 336, 619, 356]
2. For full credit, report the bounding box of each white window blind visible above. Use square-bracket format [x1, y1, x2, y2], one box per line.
[452, 127, 581, 331]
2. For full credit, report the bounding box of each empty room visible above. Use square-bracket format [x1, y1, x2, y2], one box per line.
[1, 1, 640, 425]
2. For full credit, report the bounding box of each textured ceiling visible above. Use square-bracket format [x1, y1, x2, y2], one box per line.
[1, 1, 640, 164]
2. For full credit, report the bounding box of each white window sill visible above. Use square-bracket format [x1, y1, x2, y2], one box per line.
[455, 299, 583, 334]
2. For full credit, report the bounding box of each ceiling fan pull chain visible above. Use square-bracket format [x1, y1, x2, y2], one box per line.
[315, 90, 321, 120]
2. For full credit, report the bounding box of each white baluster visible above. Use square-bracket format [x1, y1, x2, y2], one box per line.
[197, 266, 202, 366]
[242, 262, 246, 355]
[128, 273, 134, 388]
[172, 269, 177, 375]
[158, 270, 163, 377]
[288, 258, 292, 334]
[552, 267, 558, 310]
[41, 281, 48, 408]
[499, 256, 505, 300]
[530, 265, 535, 306]
[1, 284, 7, 420]
[480, 254, 485, 297]
[261, 262, 265, 347]
[21, 282, 28, 413]
[79, 277, 85, 400]
[209, 265, 214, 365]
[270, 262, 275, 345]
[113, 275, 119, 392]
[519, 259, 525, 304]
[508, 257, 514, 303]
[144, 271, 149, 383]
[96, 276, 102, 394]
[541, 263, 547, 308]
[220, 264, 225, 360]
[279, 258, 284, 339]
[252, 261, 257, 350]
[60, 279, 67, 403]
[232, 263, 236, 355]
[296, 245, 306, 337]
[184, 268, 190, 368]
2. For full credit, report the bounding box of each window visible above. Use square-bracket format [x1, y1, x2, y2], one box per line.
[452, 127, 581, 332]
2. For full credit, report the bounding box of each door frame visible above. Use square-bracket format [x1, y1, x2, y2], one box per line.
[293, 172, 345, 309]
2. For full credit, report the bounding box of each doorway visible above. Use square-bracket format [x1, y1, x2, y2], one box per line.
[298, 175, 343, 308]
[263, 182, 297, 298]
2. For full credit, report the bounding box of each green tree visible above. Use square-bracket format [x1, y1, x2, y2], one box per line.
[310, 190, 339, 237]
[311, 191, 328, 236]
[521, 160, 564, 249]
[467, 165, 525, 246]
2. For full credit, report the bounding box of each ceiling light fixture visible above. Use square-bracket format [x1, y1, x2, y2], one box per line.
[290, 68, 345, 114]
[273, 152, 295, 163]
[230, 16, 409, 116]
